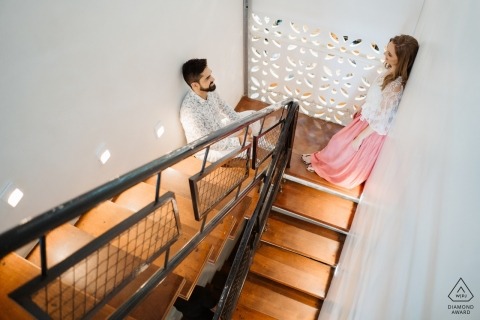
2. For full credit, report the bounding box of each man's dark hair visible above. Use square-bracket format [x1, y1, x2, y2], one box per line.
[182, 58, 207, 87]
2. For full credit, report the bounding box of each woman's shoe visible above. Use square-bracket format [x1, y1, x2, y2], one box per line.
[301, 154, 311, 165]
[306, 165, 315, 173]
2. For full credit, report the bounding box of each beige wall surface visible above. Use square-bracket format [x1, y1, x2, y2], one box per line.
[0, 1, 244, 233]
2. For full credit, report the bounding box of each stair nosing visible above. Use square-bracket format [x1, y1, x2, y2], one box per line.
[283, 173, 361, 203]
[260, 240, 338, 268]
[271, 206, 350, 236]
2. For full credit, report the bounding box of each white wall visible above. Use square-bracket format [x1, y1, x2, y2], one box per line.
[0, 1, 244, 234]
[320, 0, 480, 319]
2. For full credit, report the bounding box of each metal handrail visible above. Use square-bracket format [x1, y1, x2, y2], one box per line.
[0, 98, 296, 319]
[213, 99, 299, 319]
[0, 99, 290, 258]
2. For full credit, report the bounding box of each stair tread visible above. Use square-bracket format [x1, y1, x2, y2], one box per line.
[251, 243, 332, 299]
[131, 272, 185, 320]
[113, 182, 161, 213]
[274, 180, 356, 231]
[233, 304, 278, 320]
[237, 274, 319, 320]
[75, 201, 134, 237]
[261, 213, 344, 266]
[1, 253, 128, 320]
[0, 253, 38, 319]
[228, 195, 252, 239]
[145, 166, 192, 199]
[174, 241, 214, 300]
[114, 182, 214, 229]
[27, 223, 95, 267]
[26, 224, 145, 298]
[207, 214, 237, 263]
[107, 263, 185, 320]
[113, 181, 242, 264]
[106, 183, 233, 299]
[286, 150, 363, 200]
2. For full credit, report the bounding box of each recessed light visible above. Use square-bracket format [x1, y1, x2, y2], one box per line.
[1, 182, 24, 208]
[96, 144, 111, 164]
[155, 122, 165, 138]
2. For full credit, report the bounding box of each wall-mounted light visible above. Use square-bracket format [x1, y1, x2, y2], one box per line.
[155, 122, 165, 138]
[96, 144, 111, 164]
[1, 182, 24, 208]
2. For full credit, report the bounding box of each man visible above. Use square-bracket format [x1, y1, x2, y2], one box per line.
[180, 58, 253, 162]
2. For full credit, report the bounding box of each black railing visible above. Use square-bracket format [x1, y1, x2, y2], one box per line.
[214, 98, 299, 320]
[0, 98, 298, 319]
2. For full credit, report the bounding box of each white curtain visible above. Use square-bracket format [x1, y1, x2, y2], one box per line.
[320, 0, 480, 319]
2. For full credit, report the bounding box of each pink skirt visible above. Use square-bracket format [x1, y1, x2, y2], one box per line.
[310, 116, 386, 189]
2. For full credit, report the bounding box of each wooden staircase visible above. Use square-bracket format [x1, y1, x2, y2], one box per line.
[0, 97, 362, 319]
[0, 155, 257, 320]
[232, 98, 363, 319]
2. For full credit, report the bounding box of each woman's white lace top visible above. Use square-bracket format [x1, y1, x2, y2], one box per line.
[360, 72, 404, 135]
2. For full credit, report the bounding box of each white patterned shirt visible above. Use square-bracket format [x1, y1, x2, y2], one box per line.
[180, 89, 242, 162]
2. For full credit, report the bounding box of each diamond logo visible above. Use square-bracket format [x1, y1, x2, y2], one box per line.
[448, 278, 474, 302]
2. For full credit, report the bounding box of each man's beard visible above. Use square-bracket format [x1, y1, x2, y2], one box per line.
[200, 83, 216, 92]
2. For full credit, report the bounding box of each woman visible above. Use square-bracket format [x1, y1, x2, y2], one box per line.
[302, 35, 419, 189]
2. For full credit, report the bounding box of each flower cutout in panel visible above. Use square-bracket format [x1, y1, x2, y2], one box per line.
[249, 11, 384, 125]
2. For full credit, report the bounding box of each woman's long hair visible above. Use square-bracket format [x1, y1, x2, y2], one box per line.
[382, 35, 419, 90]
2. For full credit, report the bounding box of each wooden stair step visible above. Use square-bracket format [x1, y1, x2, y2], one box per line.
[261, 212, 345, 266]
[228, 195, 252, 239]
[285, 150, 363, 200]
[77, 196, 212, 301]
[0, 253, 130, 320]
[169, 156, 207, 176]
[242, 186, 261, 220]
[202, 191, 257, 262]
[0, 253, 40, 319]
[26, 224, 143, 297]
[206, 214, 237, 263]
[236, 274, 319, 320]
[250, 243, 332, 299]
[76, 200, 181, 262]
[113, 182, 159, 213]
[27, 223, 96, 267]
[75, 200, 135, 237]
[106, 263, 185, 320]
[144, 168, 188, 199]
[130, 272, 185, 320]
[113, 182, 212, 230]
[274, 180, 356, 231]
[173, 241, 214, 300]
[119, 178, 219, 300]
[76, 201, 187, 317]
[114, 181, 242, 265]
[232, 304, 277, 320]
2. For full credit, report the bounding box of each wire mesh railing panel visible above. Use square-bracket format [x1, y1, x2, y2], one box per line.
[190, 147, 251, 221]
[13, 193, 180, 319]
[253, 121, 283, 169]
[220, 245, 253, 320]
